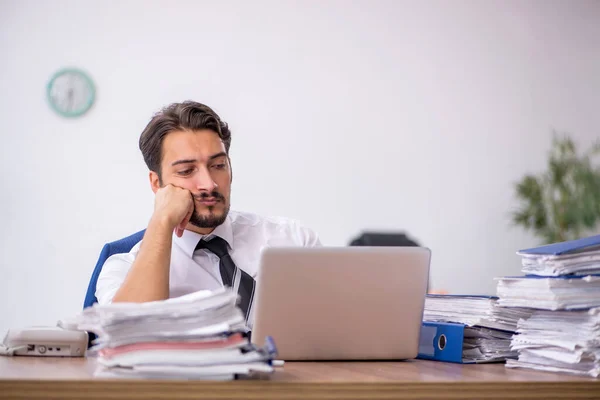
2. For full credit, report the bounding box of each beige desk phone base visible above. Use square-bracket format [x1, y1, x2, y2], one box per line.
[1, 326, 87, 357]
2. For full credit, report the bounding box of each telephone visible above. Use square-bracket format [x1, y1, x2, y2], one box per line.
[1, 325, 88, 357]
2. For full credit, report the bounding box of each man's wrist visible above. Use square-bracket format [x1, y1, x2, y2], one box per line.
[149, 213, 177, 233]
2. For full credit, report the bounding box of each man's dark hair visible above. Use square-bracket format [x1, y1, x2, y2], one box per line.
[139, 101, 231, 177]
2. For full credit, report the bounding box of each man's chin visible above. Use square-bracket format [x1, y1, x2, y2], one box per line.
[188, 209, 228, 229]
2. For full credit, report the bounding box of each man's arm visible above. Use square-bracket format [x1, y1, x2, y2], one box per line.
[111, 216, 174, 302]
[289, 219, 321, 247]
[111, 185, 194, 303]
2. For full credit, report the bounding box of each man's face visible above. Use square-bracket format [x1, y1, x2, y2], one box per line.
[151, 129, 232, 232]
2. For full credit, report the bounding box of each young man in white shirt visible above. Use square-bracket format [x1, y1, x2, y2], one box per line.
[96, 101, 320, 327]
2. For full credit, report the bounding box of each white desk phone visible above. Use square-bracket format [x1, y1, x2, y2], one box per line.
[0, 320, 88, 357]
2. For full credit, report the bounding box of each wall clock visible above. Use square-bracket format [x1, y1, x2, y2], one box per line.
[47, 68, 96, 118]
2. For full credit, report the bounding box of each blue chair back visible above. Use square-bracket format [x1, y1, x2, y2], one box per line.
[83, 229, 146, 309]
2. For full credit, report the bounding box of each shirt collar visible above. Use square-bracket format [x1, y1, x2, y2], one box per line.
[174, 215, 234, 258]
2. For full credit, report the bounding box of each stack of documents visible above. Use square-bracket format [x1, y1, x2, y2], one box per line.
[518, 234, 600, 276]
[506, 308, 600, 377]
[495, 234, 600, 377]
[418, 321, 517, 363]
[461, 327, 515, 363]
[75, 289, 277, 380]
[497, 234, 600, 311]
[496, 275, 600, 310]
[424, 295, 532, 332]
[520, 250, 600, 276]
[419, 295, 530, 363]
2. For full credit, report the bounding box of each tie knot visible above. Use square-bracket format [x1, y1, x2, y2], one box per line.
[195, 236, 229, 258]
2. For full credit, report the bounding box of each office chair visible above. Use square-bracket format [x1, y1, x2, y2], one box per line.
[83, 229, 146, 310]
[349, 232, 421, 247]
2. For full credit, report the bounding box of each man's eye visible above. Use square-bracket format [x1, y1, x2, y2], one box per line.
[178, 169, 194, 176]
[212, 164, 226, 170]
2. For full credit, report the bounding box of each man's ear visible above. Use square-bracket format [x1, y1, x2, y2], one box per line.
[149, 171, 161, 194]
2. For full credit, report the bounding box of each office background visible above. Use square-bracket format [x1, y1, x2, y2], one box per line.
[1, 0, 599, 337]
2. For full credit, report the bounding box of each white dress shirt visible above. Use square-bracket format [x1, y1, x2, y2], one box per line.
[96, 210, 321, 327]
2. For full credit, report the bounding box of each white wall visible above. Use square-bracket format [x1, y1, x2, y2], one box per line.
[1, 0, 599, 335]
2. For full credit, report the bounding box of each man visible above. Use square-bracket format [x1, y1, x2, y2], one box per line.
[96, 101, 320, 328]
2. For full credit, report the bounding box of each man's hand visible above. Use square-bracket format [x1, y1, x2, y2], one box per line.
[153, 184, 194, 237]
[112, 184, 191, 303]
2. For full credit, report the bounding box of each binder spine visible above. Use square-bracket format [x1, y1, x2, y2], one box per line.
[417, 321, 465, 363]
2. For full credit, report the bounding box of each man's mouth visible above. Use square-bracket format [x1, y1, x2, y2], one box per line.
[196, 197, 220, 206]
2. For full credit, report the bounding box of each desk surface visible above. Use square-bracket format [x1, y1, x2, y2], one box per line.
[0, 357, 598, 399]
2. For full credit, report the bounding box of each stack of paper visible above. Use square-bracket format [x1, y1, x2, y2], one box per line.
[495, 234, 600, 377]
[506, 308, 600, 377]
[422, 295, 531, 362]
[462, 327, 516, 363]
[520, 250, 600, 276]
[424, 295, 533, 332]
[75, 289, 277, 380]
[518, 234, 600, 276]
[496, 275, 600, 310]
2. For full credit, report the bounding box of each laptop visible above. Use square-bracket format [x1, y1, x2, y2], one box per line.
[250, 246, 431, 360]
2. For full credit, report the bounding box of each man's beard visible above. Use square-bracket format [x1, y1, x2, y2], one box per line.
[188, 191, 230, 229]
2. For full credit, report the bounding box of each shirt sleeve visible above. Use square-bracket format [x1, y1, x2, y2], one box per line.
[292, 220, 322, 247]
[95, 242, 141, 305]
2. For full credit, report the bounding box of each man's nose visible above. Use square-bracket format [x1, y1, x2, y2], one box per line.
[194, 166, 217, 192]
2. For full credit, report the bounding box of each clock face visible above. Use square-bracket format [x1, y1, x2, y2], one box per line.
[47, 68, 95, 117]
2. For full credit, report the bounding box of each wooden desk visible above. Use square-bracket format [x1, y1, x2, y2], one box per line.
[0, 356, 598, 399]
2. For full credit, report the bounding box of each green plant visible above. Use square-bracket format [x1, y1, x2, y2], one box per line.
[512, 134, 600, 243]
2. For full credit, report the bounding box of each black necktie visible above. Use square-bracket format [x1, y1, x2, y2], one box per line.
[195, 236, 255, 322]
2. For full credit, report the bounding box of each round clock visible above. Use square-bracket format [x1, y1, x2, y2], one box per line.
[47, 68, 96, 118]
